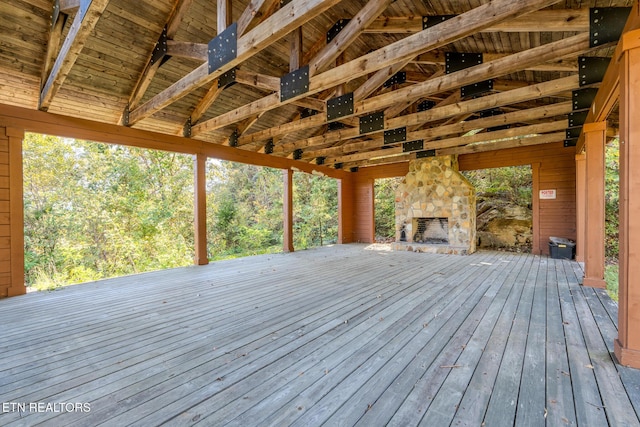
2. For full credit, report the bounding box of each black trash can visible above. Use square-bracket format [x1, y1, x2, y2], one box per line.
[548, 237, 576, 260]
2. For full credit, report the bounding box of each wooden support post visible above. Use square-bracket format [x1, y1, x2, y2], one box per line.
[283, 169, 294, 252]
[6, 127, 25, 297]
[531, 162, 541, 255]
[575, 153, 586, 263]
[583, 121, 606, 288]
[194, 153, 208, 265]
[338, 175, 355, 244]
[615, 29, 640, 368]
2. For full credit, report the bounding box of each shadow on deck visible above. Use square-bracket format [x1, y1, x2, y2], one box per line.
[0, 245, 639, 426]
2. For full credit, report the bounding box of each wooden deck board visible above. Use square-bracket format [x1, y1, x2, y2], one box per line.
[0, 244, 637, 427]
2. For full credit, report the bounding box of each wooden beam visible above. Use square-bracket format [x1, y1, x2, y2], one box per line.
[210, 30, 587, 143]
[364, 9, 589, 33]
[40, 8, 68, 92]
[353, 60, 413, 102]
[128, 0, 342, 125]
[59, 0, 81, 12]
[309, 0, 394, 76]
[237, 0, 280, 36]
[217, 0, 233, 34]
[190, 81, 224, 125]
[290, 27, 303, 72]
[39, 0, 110, 110]
[166, 40, 207, 61]
[278, 75, 579, 154]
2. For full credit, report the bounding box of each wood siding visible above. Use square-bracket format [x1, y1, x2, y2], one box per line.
[0, 126, 25, 298]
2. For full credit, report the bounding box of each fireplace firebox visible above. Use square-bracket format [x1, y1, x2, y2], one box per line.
[413, 217, 448, 244]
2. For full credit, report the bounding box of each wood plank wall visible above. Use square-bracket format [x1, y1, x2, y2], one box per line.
[0, 125, 25, 297]
[345, 143, 576, 255]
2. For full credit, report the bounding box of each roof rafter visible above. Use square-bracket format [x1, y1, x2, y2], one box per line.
[128, 0, 343, 125]
[39, 0, 110, 111]
[191, 0, 568, 137]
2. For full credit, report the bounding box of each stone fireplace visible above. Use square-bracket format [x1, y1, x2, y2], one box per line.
[392, 156, 476, 254]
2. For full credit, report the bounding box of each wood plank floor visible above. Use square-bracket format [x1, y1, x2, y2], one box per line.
[0, 244, 638, 426]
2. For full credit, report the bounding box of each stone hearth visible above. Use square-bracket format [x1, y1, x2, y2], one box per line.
[391, 156, 476, 255]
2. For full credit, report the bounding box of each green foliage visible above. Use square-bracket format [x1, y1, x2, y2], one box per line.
[463, 166, 532, 208]
[293, 173, 338, 249]
[605, 264, 619, 302]
[374, 177, 402, 240]
[605, 141, 620, 260]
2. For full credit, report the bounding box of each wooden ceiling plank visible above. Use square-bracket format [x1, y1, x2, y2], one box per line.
[193, 0, 567, 136]
[39, 0, 110, 111]
[309, 0, 395, 76]
[128, 0, 342, 125]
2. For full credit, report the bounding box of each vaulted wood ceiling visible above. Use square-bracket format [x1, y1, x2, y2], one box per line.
[0, 0, 631, 170]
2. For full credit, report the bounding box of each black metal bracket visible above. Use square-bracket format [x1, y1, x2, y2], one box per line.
[52, 0, 60, 28]
[572, 88, 599, 111]
[183, 117, 192, 137]
[462, 80, 493, 98]
[151, 26, 168, 66]
[422, 15, 456, 30]
[479, 108, 509, 132]
[590, 7, 632, 48]
[384, 127, 407, 144]
[350, 167, 359, 173]
[383, 72, 407, 88]
[568, 110, 589, 127]
[327, 93, 354, 122]
[293, 149, 303, 160]
[218, 68, 237, 89]
[403, 140, 424, 152]
[264, 138, 274, 154]
[417, 100, 436, 112]
[122, 104, 130, 127]
[280, 0, 293, 5]
[564, 139, 578, 147]
[334, 162, 343, 169]
[566, 126, 583, 140]
[579, 56, 610, 86]
[280, 65, 309, 102]
[316, 157, 325, 165]
[416, 149, 436, 158]
[208, 22, 237, 74]
[228, 128, 239, 147]
[359, 112, 385, 134]
[328, 122, 346, 131]
[327, 19, 350, 43]
[446, 52, 482, 74]
[301, 108, 317, 118]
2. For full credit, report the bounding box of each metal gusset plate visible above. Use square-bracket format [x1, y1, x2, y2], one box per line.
[122, 104, 130, 127]
[218, 68, 237, 89]
[566, 126, 583, 140]
[52, 0, 60, 28]
[416, 149, 436, 158]
[183, 117, 191, 137]
[461, 80, 493, 98]
[327, 19, 351, 43]
[422, 15, 456, 30]
[301, 108, 317, 118]
[151, 26, 168, 66]
[418, 100, 436, 112]
[573, 88, 599, 110]
[568, 110, 589, 127]
[264, 139, 274, 154]
[383, 72, 407, 88]
[228, 128, 239, 147]
[564, 138, 578, 147]
[359, 112, 385, 134]
[293, 149, 303, 160]
[334, 163, 343, 169]
[327, 92, 354, 122]
[208, 22, 237, 74]
[403, 140, 424, 152]
[384, 127, 407, 144]
[280, 65, 309, 101]
[590, 7, 632, 47]
[350, 167, 359, 172]
[579, 56, 610, 86]
[445, 52, 482, 74]
[478, 108, 509, 132]
[316, 157, 325, 165]
[328, 122, 346, 131]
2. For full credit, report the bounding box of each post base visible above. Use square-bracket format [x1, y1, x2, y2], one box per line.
[615, 339, 640, 369]
[582, 276, 606, 288]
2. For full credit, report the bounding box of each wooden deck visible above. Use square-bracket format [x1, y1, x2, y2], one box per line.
[0, 245, 639, 426]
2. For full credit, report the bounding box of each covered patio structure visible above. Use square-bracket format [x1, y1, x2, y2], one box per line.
[2, 0, 640, 423]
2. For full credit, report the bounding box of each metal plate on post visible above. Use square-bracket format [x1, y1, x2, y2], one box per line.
[573, 88, 598, 110]
[564, 138, 578, 147]
[579, 56, 610, 86]
[359, 111, 385, 134]
[316, 157, 325, 165]
[122, 104, 130, 127]
[422, 15, 456, 30]
[280, 65, 309, 101]
[334, 162, 343, 169]
[418, 100, 436, 112]
[301, 108, 317, 118]
[590, 7, 631, 47]
[403, 140, 424, 152]
[416, 149, 436, 158]
[327, 93, 354, 122]
[350, 167, 359, 173]
[383, 72, 407, 88]
[445, 52, 483, 74]
[218, 68, 237, 88]
[52, 0, 60, 28]
[327, 19, 350, 43]
[264, 139, 274, 154]
[568, 110, 589, 127]
[151, 26, 168, 66]
[328, 122, 346, 131]
[566, 126, 583, 139]
[208, 22, 237, 74]
[384, 127, 407, 144]
[293, 149, 303, 160]
[461, 80, 493, 98]
[228, 128, 239, 147]
[183, 117, 191, 137]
